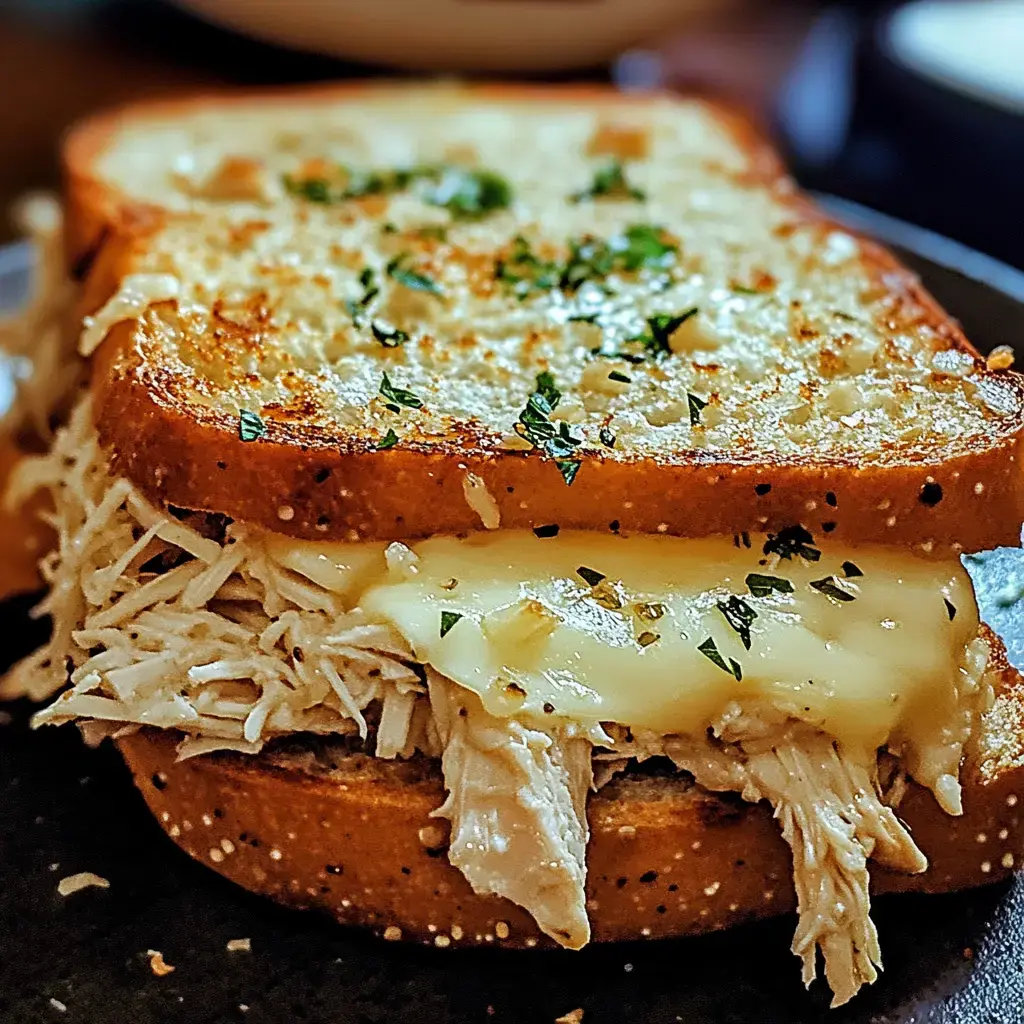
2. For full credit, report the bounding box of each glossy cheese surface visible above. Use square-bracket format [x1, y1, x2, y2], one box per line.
[268, 530, 979, 758]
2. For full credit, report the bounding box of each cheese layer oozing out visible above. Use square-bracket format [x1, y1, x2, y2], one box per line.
[4, 398, 991, 1008]
[274, 529, 979, 789]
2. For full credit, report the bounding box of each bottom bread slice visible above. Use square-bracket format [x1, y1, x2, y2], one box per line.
[118, 648, 1024, 950]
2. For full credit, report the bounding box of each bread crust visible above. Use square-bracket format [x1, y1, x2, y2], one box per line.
[116, 634, 1024, 948]
[66, 82, 1024, 550]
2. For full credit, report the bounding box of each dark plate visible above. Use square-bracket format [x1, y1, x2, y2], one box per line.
[2, 201, 1024, 1024]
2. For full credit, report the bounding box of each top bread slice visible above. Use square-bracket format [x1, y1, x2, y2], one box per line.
[62, 83, 1024, 550]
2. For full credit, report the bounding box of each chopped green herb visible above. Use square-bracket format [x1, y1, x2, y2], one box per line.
[371, 321, 410, 347]
[346, 267, 380, 323]
[599, 426, 616, 449]
[632, 309, 698, 359]
[386, 253, 443, 296]
[495, 235, 561, 299]
[944, 598, 957, 621]
[841, 560, 863, 578]
[745, 573, 794, 598]
[514, 372, 584, 478]
[637, 631, 660, 648]
[560, 223, 678, 293]
[698, 637, 742, 680]
[570, 159, 646, 204]
[440, 578, 459, 591]
[687, 392, 708, 426]
[415, 224, 449, 241]
[635, 602, 666, 622]
[810, 576, 856, 602]
[239, 409, 266, 443]
[716, 596, 757, 650]
[568, 312, 600, 324]
[427, 167, 512, 219]
[379, 371, 423, 410]
[282, 174, 333, 203]
[359, 266, 375, 288]
[576, 566, 606, 587]
[732, 285, 760, 296]
[763, 525, 821, 562]
[440, 610, 463, 638]
[377, 428, 399, 450]
[608, 370, 632, 384]
[591, 580, 623, 610]
[556, 460, 581, 486]
[615, 223, 678, 272]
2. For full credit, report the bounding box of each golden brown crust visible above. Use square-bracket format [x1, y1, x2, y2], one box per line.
[116, 636, 1024, 948]
[67, 82, 1024, 550]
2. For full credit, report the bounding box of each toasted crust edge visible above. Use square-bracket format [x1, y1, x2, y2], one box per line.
[68, 81, 1024, 550]
[115, 630, 1024, 948]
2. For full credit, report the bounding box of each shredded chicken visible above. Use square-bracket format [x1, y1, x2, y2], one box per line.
[428, 670, 597, 949]
[0, 194, 80, 438]
[601, 691, 993, 1008]
[2, 398, 433, 761]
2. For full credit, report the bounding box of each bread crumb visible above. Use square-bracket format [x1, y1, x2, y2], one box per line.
[48, 998, 67, 1013]
[987, 345, 1015, 370]
[57, 872, 110, 897]
[226, 938, 251, 953]
[555, 1010, 584, 1024]
[147, 950, 175, 976]
[239, 1004, 249, 1013]
[383, 926, 402, 942]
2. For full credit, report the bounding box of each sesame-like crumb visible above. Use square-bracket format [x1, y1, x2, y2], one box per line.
[981, 860, 992, 874]
[555, 1010, 584, 1024]
[269, 848, 283, 861]
[434, 934, 451, 948]
[48, 998, 67, 1013]
[147, 950, 175, 976]
[226, 938, 251, 953]
[209, 848, 225, 863]
[494, 921, 510, 940]
[383, 926, 402, 942]
[57, 872, 110, 897]
[1002, 853, 1015, 869]
[450, 925, 464, 941]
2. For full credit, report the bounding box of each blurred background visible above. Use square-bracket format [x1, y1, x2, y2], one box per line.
[0, 0, 1022, 268]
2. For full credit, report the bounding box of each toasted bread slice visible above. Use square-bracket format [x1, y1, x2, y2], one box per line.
[62, 83, 1024, 550]
[117, 628, 1024, 948]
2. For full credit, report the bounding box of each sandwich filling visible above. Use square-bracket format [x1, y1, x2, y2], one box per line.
[5, 396, 993, 1007]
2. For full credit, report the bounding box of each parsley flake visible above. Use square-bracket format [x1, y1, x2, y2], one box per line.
[533, 524, 560, 539]
[716, 596, 758, 650]
[841, 560, 864, 578]
[239, 409, 266, 443]
[599, 426, 616, 449]
[495, 236, 561, 299]
[637, 631, 660, 648]
[576, 566, 606, 587]
[514, 372, 584, 483]
[687, 392, 709, 426]
[633, 309, 698, 359]
[745, 573, 794, 598]
[386, 253, 443, 296]
[379, 371, 423, 410]
[944, 598, 957, 621]
[377, 428, 399, 450]
[763, 525, 821, 562]
[810, 576, 857, 603]
[698, 637, 742, 680]
[608, 370, 632, 384]
[439, 611, 463, 638]
[556, 460, 581, 486]
[569, 159, 646, 203]
[371, 321, 409, 347]
[427, 167, 512, 220]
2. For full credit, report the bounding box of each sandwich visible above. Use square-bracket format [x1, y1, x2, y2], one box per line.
[6, 82, 1024, 1007]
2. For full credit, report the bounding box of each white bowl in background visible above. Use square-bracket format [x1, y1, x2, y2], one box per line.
[172, 0, 744, 72]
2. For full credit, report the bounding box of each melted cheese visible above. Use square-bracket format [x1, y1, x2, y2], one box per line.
[269, 530, 979, 760]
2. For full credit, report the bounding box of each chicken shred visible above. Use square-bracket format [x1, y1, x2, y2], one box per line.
[428, 670, 595, 949]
